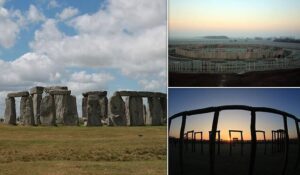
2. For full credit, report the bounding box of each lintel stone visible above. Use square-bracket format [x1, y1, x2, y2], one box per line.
[30, 86, 44, 94]
[82, 91, 107, 97]
[49, 90, 71, 95]
[7, 91, 29, 97]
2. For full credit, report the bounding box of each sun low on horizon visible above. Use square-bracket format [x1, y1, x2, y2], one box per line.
[169, 0, 300, 38]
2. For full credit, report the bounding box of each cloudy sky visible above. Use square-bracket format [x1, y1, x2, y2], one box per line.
[169, 0, 300, 38]
[0, 0, 167, 116]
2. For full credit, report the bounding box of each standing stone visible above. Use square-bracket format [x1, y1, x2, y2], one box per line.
[4, 97, 16, 125]
[143, 105, 147, 124]
[40, 95, 56, 126]
[159, 96, 167, 124]
[32, 94, 43, 125]
[108, 92, 126, 126]
[54, 94, 66, 124]
[30, 86, 44, 125]
[87, 95, 102, 126]
[64, 95, 79, 125]
[147, 96, 163, 126]
[82, 96, 88, 118]
[20, 96, 34, 125]
[126, 95, 144, 126]
[99, 96, 108, 120]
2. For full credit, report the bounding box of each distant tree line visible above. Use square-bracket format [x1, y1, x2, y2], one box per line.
[273, 38, 300, 43]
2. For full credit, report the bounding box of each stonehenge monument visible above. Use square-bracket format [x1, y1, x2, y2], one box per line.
[3, 87, 167, 127]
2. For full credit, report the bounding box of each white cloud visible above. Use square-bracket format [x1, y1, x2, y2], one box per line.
[58, 7, 79, 20]
[139, 79, 166, 91]
[30, 0, 167, 91]
[0, 7, 20, 48]
[65, 71, 114, 95]
[27, 5, 45, 23]
[48, 0, 59, 8]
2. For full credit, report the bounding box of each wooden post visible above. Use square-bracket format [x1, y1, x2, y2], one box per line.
[209, 110, 219, 175]
[281, 115, 289, 175]
[249, 110, 257, 175]
[179, 115, 186, 175]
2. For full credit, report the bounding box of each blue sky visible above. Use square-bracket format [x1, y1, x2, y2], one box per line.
[169, 88, 300, 139]
[0, 0, 167, 116]
[169, 0, 300, 38]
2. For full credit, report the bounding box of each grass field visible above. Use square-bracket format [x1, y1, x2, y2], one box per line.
[169, 141, 300, 175]
[0, 124, 166, 175]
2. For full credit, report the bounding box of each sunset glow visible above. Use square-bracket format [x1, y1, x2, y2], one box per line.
[169, 0, 300, 38]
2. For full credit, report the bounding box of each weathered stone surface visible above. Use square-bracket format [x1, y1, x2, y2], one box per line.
[30, 86, 44, 94]
[7, 91, 29, 98]
[99, 96, 108, 119]
[64, 95, 79, 125]
[4, 97, 16, 125]
[87, 95, 102, 126]
[125, 96, 144, 126]
[40, 95, 56, 126]
[54, 94, 65, 124]
[32, 94, 42, 125]
[82, 91, 107, 97]
[44, 86, 68, 93]
[82, 96, 88, 118]
[20, 96, 34, 126]
[143, 105, 147, 123]
[160, 96, 167, 124]
[146, 96, 163, 125]
[49, 90, 71, 95]
[108, 92, 126, 126]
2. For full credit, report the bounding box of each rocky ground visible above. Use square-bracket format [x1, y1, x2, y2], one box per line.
[0, 125, 166, 175]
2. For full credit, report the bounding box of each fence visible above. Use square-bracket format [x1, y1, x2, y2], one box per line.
[168, 105, 300, 175]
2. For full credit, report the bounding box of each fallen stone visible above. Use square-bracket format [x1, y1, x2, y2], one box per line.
[20, 96, 34, 126]
[4, 97, 16, 125]
[30, 86, 44, 94]
[87, 95, 102, 126]
[40, 95, 56, 126]
[7, 91, 29, 98]
[108, 92, 126, 126]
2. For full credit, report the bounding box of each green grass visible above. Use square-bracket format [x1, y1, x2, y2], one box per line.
[0, 124, 166, 175]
